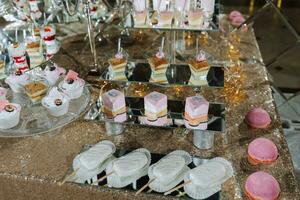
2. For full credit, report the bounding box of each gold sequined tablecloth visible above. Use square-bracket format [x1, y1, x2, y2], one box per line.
[0, 20, 299, 200]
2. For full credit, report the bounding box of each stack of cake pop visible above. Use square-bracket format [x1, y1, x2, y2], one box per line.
[28, 0, 42, 20]
[8, 43, 29, 72]
[41, 25, 60, 60]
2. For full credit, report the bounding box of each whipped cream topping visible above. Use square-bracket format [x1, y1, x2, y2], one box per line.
[156, 51, 165, 59]
[45, 64, 65, 77]
[115, 52, 124, 60]
[43, 87, 68, 108]
[61, 78, 83, 91]
[60, 70, 84, 91]
[196, 52, 206, 62]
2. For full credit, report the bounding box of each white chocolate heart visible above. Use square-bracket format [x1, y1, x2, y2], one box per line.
[77, 143, 113, 170]
[153, 155, 185, 184]
[190, 162, 225, 187]
[113, 152, 148, 177]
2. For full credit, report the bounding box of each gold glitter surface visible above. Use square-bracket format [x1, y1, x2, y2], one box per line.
[0, 18, 299, 199]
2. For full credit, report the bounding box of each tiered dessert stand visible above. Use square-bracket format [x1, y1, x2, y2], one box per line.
[84, 0, 224, 150]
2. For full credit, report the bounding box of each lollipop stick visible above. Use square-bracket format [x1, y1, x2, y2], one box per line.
[135, 178, 155, 196]
[94, 171, 114, 184]
[15, 28, 18, 42]
[160, 37, 165, 52]
[196, 37, 199, 55]
[164, 180, 192, 196]
[59, 168, 79, 186]
[118, 38, 121, 53]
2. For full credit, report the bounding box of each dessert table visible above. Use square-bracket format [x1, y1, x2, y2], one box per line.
[0, 21, 299, 200]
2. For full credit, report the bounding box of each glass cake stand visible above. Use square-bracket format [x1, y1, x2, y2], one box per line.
[0, 82, 92, 138]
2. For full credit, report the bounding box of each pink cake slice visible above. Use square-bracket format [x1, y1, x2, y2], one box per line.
[248, 138, 278, 165]
[144, 91, 168, 121]
[245, 108, 271, 129]
[245, 171, 280, 200]
[184, 96, 209, 130]
[102, 89, 126, 120]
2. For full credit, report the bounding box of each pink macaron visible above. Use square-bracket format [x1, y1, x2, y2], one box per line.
[247, 138, 278, 165]
[245, 108, 271, 129]
[245, 171, 280, 200]
[229, 11, 243, 21]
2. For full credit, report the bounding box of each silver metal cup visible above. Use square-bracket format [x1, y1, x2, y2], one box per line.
[193, 130, 215, 149]
[105, 122, 124, 135]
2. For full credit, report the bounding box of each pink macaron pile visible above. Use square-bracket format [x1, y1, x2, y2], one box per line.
[245, 171, 280, 200]
[228, 10, 246, 27]
[245, 108, 271, 129]
[247, 138, 278, 165]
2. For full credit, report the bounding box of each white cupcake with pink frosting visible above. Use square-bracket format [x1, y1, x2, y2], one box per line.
[42, 87, 70, 117]
[43, 64, 66, 86]
[58, 70, 85, 99]
[5, 70, 29, 93]
[0, 100, 21, 129]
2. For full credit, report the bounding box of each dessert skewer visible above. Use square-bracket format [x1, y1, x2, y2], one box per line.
[59, 168, 79, 186]
[93, 171, 115, 185]
[135, 178, 156, 196]
[108, 38, 127, 81]
[148, 37, 169, 84]
[164, 180, 191, 195]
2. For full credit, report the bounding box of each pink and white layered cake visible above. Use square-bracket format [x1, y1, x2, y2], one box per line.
[143, 91, 168, 126]
[102, 89, 127, 123]
[8, 43, 29, 72]
[0, 100, 21, 129]
[5, 70, 29, 93]
[184, 96, 209, 130]
[58, 70, 85, 99]
[42, 87, 70, 117]
[43, 64, 66, 85]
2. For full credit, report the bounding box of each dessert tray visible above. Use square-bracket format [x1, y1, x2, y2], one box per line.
[100, 62, 224, 88]
[0, 67, 91, 138]
[125, 0, 221, 32]
[63, 144, 221, 200]
[85, 96, 225, 133]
